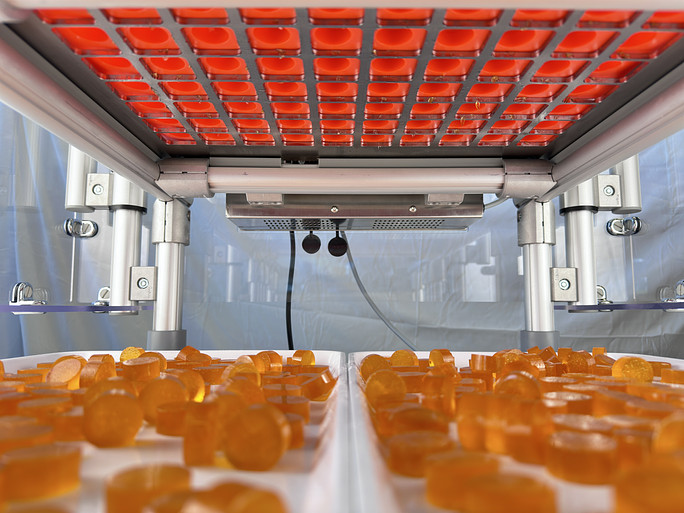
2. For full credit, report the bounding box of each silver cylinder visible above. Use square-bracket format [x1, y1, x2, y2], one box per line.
[109, 208, 141, 314]
[565, 209, 597, 306]
[612, 156, 642, 214]
[523, 243, 555, 332]
[111, 171, 145, 208]
[207, 166, 505, 195]
[65, 146, 96, 213]
[154, 242, 185, 331]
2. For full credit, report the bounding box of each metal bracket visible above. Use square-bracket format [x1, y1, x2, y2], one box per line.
[152, 199, 191, 245]
[130, 267, 157, 301]
[85, 173, 112, 208]
[596, 175, 622, 211]
[501, 160, 555, 200]
[63, 218, 98, 238]
[606, 216, 642, 236]
[157, 158, 212, 199]
[551, 268, 578, 302]
[9, 281, 46, 314]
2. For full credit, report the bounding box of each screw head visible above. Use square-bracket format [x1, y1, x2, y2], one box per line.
[330, 206, 339, 214]
[559, 278, 571, 291]
[92, 184, 104, 196]
[409, 205, 417, 213]
[137, 278, 149, 290]
[603, 185, 616, 197]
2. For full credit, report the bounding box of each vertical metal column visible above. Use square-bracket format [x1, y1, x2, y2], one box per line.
[109, 172, 145, 315]
[612, 155, 642, 215]
[148, 199, 190, 350]
[517, 200, 559, 349]
[560, 179, 598, 308]
[64, 146, 96, 213]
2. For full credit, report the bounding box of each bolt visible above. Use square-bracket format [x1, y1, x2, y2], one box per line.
[409, 206, 417, 213]
[330, 206, 339, 213]
[137, 278, 149, 290]
[559, 278, 571, 291]
[92, 184, 104, 196]
[603, 185, 616, 197]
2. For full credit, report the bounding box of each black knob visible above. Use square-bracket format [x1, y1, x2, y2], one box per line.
[302, 231, 321, 254]
[328, 231, 347, 257]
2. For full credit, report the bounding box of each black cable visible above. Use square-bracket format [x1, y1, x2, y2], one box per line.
[285, 230, 296, 350]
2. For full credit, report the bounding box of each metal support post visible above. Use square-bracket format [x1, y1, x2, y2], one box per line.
[611, 155, 642, 215]
[148, 199, 191, 350]
[560, 179, 598, 309]
[517, 200, 559, 349]
[109, 172, 145, 315]
[65, 145, 96, 213]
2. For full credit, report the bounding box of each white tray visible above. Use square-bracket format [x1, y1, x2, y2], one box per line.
[348, 351, 684, 513]
[2, 350, 348, 513]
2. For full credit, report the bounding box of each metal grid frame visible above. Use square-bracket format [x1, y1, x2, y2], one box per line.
[7, 7, 684, 161]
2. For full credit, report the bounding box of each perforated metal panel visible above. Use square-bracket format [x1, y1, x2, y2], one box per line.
[8, 7, 684, 161]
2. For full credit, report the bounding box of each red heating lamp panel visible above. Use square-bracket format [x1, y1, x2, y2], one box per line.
[26, 7, 684, 155]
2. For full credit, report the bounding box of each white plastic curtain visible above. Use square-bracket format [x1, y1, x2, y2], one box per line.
[1, 101, 684, 359]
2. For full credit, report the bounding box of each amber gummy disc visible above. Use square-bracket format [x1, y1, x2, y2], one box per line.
[390, 349, 419, 367]
[612, 356, 654, 382]
[387, 431, 454, 477]
[463, 472, 557, 513]
[222, 403, 291, 471]
[425, 450, 500, 510]
[546, 430, 617, 484]
[365, 368, 407, 408]
[359, 354, 391, 382]
[614, 462, 684, 513]
[139, 374, 189, 424]
[1, 443, 81, 500]
[83, 389, 143, 447]
[107, 464, 191, 513]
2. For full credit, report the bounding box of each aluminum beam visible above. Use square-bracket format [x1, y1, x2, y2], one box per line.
[207, 166, 505, 195]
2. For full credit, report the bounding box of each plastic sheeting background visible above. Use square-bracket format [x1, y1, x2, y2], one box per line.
[1, 101, 684, 359]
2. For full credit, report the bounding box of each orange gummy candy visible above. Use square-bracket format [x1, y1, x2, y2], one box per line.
[359, 354, 391, 382]
[266, 395, 311, 422]
[222, 403, 291, 471]
[106, 464, 191, 513]
[386, 431, 454, 477]
[1, 443, 81, 500]
[79, 360, 117, 388]
[291, 349, 315, 366]
[122, 356, 162, 382]
[139, 374, 189, 424]
[425, 450, 500, 510]
[364, 369, 407, 409]
[285, 412, 305, 449]
[156, 401, 188, 437]
[612, 356, 654, 382]
[463, 473, 557, 513]
[183, 399, 219, 466]
[46, 356, 84, 390]
[390, 349, 419, 367]
[494, 371, 541, 399]
[83, 389, 143, 447]
[546, 430, 617, 484]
